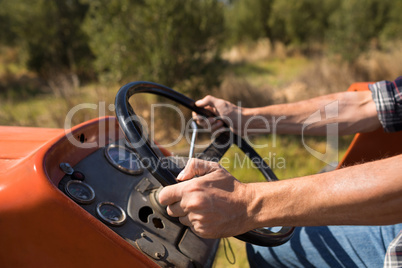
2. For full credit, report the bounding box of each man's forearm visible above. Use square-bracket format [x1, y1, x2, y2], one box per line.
[242, 91, 380, 135]
[247, 154, 402, 228]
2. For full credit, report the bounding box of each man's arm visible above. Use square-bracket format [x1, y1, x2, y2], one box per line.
[194, 91, 380, 136]
[158, 156, 402, 239]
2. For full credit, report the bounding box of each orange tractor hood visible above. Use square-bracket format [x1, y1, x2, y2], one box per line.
[0, 117, 158, 267]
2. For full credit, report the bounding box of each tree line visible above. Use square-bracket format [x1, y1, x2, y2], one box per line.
[0, 0, 400, 94]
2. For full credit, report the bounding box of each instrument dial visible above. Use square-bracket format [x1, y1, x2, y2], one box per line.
[65, 180, 95, 204]
[96, 202, 127, 226]
[105, 144, 143, 175]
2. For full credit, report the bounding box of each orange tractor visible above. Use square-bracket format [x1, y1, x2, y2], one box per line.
[0, 82, 399, 267]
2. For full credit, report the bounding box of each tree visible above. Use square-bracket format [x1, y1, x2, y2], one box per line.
[0, 1, 18, 46]
[270, 0, 338, 48]
[327, 0, 393, 61]
[224, 0, 274, 46]
[378, 0, 402, 43]
[0, 0, 93, 83]
[82, 0, 225, 96]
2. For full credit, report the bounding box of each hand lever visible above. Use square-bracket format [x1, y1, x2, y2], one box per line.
[189, 120, 198, 159]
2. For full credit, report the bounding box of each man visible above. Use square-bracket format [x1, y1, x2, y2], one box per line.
[159, 77, 402, 267]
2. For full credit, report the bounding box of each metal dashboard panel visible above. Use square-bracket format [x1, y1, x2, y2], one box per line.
[58, 140, 219, 267]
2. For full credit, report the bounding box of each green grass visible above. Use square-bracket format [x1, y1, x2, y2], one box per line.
[0, 54, 311, 129]
[214, 237, 251, 268]
[228, 56, 310, 88]
[0, 96, 61, 127]
[0, 83, 118, 127]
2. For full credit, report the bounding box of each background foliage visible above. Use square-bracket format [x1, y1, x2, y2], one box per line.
[0, 0, 93, 79]
[0, 0, 401, 127]
[82, 0, 225, 96]
[225, 0, 402, 60]
[1, 0, 401, 93]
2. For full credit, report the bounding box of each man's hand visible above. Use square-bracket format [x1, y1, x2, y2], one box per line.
[192, 95, 248, 136]
[158, 158, 256, 238]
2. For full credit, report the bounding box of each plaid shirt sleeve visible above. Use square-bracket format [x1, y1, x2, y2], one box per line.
[369, 76, 402, 132]
[369, 77, 402, 267]
[384, 232, 402, 268]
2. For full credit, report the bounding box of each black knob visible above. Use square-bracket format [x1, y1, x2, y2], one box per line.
[71, 171, 85, 181]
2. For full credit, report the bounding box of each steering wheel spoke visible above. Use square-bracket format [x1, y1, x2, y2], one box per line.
[197, 131, 232, 162]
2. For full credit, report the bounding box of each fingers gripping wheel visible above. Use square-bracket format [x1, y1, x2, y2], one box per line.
[115, 81, 295, 247]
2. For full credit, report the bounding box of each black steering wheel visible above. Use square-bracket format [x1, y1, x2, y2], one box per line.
[115, 81, 295, 247]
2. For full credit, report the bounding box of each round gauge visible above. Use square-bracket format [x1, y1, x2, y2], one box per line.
[65, 180, 95, 204]
[104, 144, 144, 175]
[96, 202, 127, 226]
